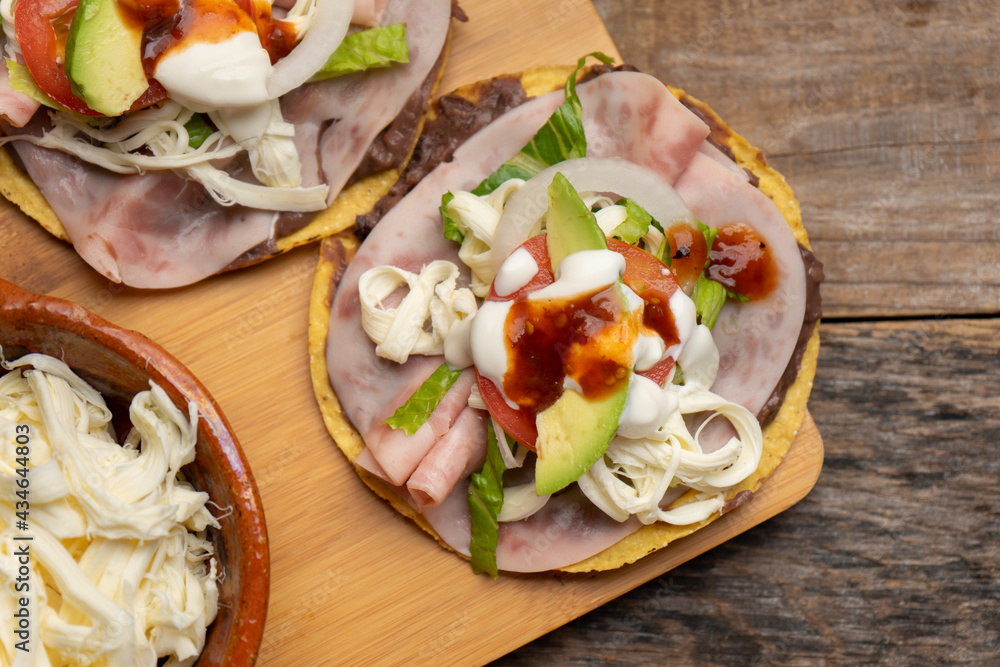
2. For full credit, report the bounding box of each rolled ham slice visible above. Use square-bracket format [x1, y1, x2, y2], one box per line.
[355, 367, 475, 486]
[407, 406, 488, 510]
[327, 70, 806, 572]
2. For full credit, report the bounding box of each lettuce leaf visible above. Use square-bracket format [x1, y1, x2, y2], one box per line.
[472, 52, 614, 196]
[692, 274, 727, 329]
[383, 363, 462, 435]
[468, 420, 507, 578]
[611, 198, 673, 265]
[184, 114, 215, 149]
[610, 198, 652, 244]
[310, 24, 409, 82]
[439, 191, 465, 243]
[6, 59, 66, 113]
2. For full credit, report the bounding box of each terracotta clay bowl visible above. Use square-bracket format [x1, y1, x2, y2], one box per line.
[0, 278, 269, 665]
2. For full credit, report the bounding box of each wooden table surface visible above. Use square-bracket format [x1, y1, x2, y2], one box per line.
[496, 1, 1000, 665]
[1, 1, 996, 665]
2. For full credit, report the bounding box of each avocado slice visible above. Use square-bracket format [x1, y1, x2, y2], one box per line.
[535, 380, 630, 495]
[545, 171, 607, 270]
[66, 0, 148, 116]
[532, 174, 632, 495]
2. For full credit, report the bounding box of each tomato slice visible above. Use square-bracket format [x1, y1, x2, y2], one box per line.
[15, 0, 166, 117]
[477, 235, 680, 450]
[613, 239, 679, 387]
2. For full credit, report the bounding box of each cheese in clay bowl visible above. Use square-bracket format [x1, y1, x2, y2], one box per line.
[0, 278, 268, 665]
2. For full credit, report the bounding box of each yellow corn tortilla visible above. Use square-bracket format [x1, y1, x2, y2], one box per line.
[0, 33, 451, 272]
[308, 65, 820, 573]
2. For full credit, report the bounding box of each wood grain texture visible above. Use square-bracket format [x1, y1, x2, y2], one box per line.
[591, 0, 1000, 319]
[495, 1, 1000, 664]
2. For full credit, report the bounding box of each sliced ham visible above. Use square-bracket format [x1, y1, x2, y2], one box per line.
[9, 129, 279, 286]
[580, 70, 709, 183]
[283, 0, 451, 203]
[326, 70, 807, 572]
[697, 139, 751, 182]
[672, 152, 806, 418]
[2, 0, 452, 287]
[423, 482, 641, 573]
[356, 367, 475, 486]
[350, 0, 391, 26]
[407, 406, 488, 510]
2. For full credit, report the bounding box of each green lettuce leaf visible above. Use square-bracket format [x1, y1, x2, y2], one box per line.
[693, 220, 724, 327]
[383, 363, 463, 435]
[697, 219, 718, 253]
[184, 114, 214, 149]
[6, 59, 65, 113]
[472, 52, 614, 196]
[310, 24, 409, 82]
[439, 191, 465, 243]
[468, 420, 507, 578]
[692, 273, 727, 329]
[611, 198, 672, 264]
[613, 197, 663, 243]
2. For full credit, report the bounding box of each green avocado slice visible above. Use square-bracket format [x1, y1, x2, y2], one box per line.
[533, 172, 631, 495]
[535, 381, 630, 496]
[545, 171, 607, 270]
[66, 0, 148, 116]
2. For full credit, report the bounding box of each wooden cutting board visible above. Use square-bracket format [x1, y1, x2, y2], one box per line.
[0, 1, 824, 664]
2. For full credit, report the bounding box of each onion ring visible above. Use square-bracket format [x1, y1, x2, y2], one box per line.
[490, 157, 696, 273]
[266, 0, 353, 99]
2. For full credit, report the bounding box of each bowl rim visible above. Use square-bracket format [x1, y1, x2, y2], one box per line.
[0, 277, 270, 665]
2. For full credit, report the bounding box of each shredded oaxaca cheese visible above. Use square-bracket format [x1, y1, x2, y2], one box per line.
[577, 383, 762, 525]
[441, 179, 525, 297]
[0, 353, 220, 666]
[358, 260, 477, 364]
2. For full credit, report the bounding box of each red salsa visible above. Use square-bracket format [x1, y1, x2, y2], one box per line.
[707, 222, 778, 300]
[478, 235, 681, 449]
[664, 221, 778, 301]
[503, 284, 635, 414]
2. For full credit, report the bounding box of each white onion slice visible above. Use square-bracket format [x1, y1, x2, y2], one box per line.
[266, 0, 353, 99]
[490, 157, 697, 273]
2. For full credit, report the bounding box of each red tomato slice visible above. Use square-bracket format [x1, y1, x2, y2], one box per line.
[613, 239, 679, 386]
[15, 0, 166, 117]
[477, 234, 680, 450]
